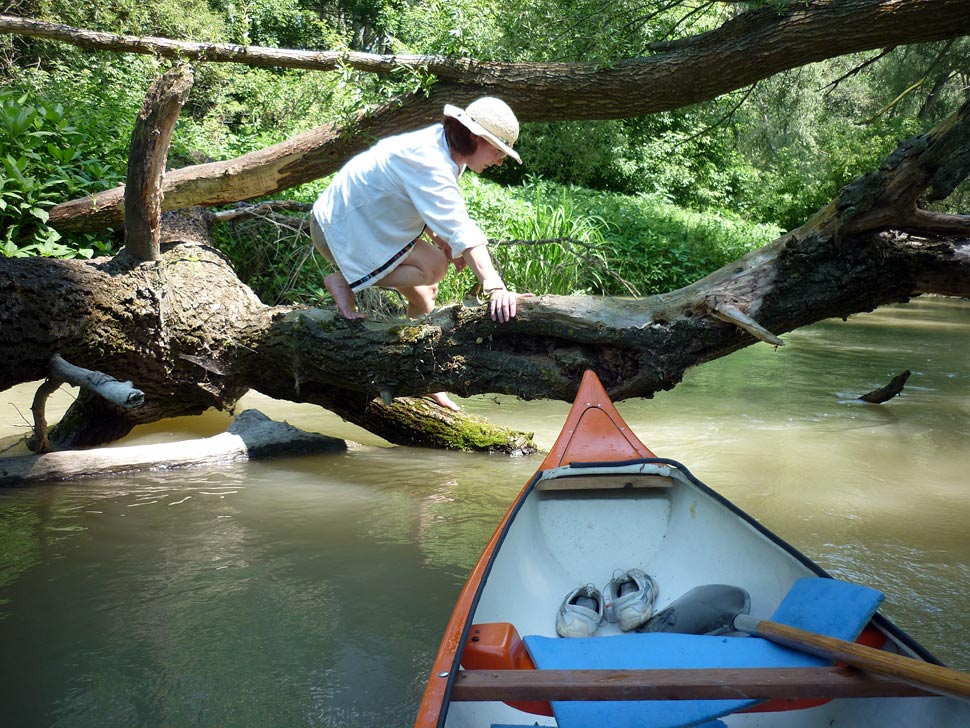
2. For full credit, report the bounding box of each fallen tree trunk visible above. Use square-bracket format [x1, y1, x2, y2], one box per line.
[0, 409, 346, 486]
[2, 64, 968, 455]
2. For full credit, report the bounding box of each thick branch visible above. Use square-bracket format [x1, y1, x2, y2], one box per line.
[29, 377, 62, 454]
[124, 64, 193, 261]
[41, 0, 970, 233]
[6, 2, 968, 111]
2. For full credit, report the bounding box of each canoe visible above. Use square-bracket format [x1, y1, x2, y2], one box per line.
[415, 370, 970, 727]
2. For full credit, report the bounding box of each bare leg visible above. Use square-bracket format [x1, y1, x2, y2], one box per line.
[397, 284, 438, 318]
[396, 283, 460, 411]
[325, 272, 364, 319]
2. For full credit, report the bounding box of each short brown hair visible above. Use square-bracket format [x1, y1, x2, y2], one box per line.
[443, 116, 479, 157]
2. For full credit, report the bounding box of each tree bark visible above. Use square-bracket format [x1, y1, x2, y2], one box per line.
[2, 100, 968, 450]
[123, 64, 193, 261]
[23, 0, 970, 233]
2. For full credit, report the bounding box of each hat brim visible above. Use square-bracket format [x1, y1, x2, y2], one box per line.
[444, 103, 522, 164]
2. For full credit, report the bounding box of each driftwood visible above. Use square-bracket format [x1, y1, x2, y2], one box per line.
[0, 409, 345, 486]
[30, 354, 146, 453]
[859, 370, 912, 404]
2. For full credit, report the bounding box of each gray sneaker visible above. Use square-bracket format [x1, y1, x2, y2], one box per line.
[604, 568, 658, 631]
[556, 584, 604, 638]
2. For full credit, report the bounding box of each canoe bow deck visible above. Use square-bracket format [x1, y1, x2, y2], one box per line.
[415, 371, 970, 728]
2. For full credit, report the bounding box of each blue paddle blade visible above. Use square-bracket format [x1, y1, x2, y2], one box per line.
[771, 576, 884, 640]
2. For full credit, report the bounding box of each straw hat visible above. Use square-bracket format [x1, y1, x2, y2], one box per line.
[443, 97, 521, 164]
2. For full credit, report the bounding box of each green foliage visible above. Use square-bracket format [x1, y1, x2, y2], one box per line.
[0, 92, 122, 257]
[396, 0, 503, 58]
[588, 192, 781, 295]
[1, 0, 966, 299]
[25, 0, 228, 40]
[462, 177, 633, 297]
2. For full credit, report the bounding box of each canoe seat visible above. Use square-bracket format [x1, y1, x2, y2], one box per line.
[522, 577, 884, 728]
[523, 632, 824, 728]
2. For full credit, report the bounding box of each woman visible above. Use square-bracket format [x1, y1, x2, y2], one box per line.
[310, 97, 528, 411]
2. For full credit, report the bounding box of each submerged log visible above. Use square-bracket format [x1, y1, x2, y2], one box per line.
[0, 409, 345, 486]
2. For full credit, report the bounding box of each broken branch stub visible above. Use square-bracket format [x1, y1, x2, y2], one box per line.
[49, 355, 145, 409]
[124, 64, 194, 262]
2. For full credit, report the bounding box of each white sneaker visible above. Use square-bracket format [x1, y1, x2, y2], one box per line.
[604, 569, 658, 631]
[556, 584, 604, 638]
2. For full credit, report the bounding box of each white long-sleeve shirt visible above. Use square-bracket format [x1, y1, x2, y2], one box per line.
[312, 124, 489, 292]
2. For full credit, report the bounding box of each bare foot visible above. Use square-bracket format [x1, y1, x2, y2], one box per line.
[325, 273, 364, 319]
[429, 391, 461, 412]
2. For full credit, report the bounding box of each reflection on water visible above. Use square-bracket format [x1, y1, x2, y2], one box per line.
[1, 296, 968, 727]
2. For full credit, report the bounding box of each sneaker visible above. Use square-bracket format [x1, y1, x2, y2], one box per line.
[556, 584, 604, 638]
[604, 569, 658, 631]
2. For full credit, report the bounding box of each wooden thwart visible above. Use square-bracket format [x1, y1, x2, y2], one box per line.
[536, 474, 673, 491]
[451, 667, 932, 702]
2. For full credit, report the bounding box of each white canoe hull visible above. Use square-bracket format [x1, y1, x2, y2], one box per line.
[443, 461, 970, 726]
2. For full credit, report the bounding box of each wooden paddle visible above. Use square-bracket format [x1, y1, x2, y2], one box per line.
[734, 614, 970, 702]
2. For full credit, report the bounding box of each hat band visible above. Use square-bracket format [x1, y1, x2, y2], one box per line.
[469, 114, 512, 146]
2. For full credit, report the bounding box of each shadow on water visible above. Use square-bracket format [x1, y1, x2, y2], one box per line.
[1, 296, 968, 727]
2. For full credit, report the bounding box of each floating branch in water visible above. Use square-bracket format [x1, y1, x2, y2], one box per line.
[859, 370, 911, 404]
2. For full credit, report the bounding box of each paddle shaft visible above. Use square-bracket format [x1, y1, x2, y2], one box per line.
[735, 615, 970, 702]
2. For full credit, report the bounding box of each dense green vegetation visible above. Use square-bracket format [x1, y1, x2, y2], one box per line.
[1, 1, 968, 310]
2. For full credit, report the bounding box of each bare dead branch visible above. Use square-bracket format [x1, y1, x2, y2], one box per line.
[124, 65, 194, 261]
[820, 47, 895, 96]
[859, 370, 911, 404]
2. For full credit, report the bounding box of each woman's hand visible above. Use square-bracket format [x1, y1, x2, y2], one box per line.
[487, 288, 531, 323]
